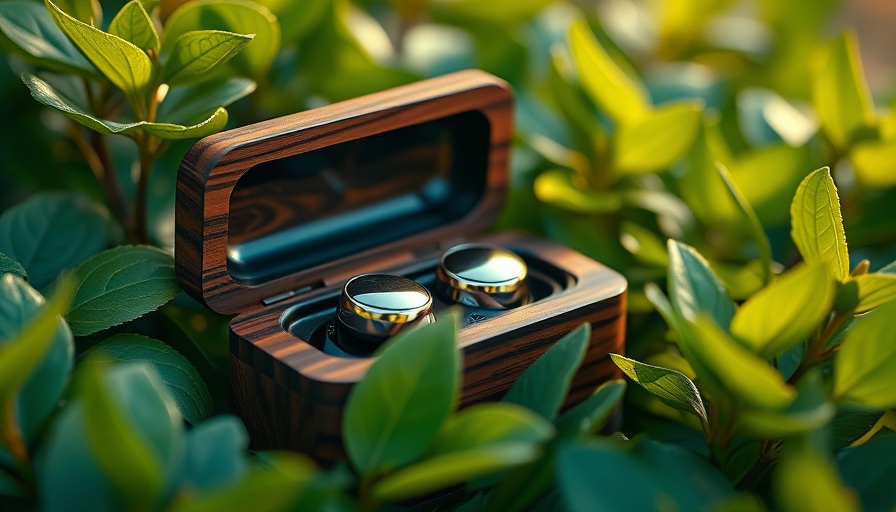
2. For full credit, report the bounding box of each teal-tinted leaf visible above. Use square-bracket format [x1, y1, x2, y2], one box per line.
[610, 354, 707, 429]
[774, 441, 858, 512]
[731, 264, 834, 358]
[837, 434, 896, 512]
[162, 30, 254, 85]
[66, 245, 180, 336]
[811, 32, 874, 151]
[53, 0, 101, 25]
[738, 371, 835, 437]
[0, 0, 95, 75]
[175, 415, 248, 492]
[0, 467, 24, 496]
[46, 0, 153, 99]
[568, 18, 649, 125]
[558, 438, 733, 512]
[851, 139, 896, 187]
[853, 274, 896, 313]
[790, 167, 849, 281]
[834, 301, 896, 408]
[157, 77, 256, 124]
[343, 316, 459, 475]
[830, 406, 884, 450]
[0, 252, 27, 280]
[161, 0, 280, 78]
[0, 191, 108, 290]
[554, 379, 626, 439]
[534, 168, 622, 214]
[502, 323, 589, 420]
[620, 222, 668, 267]
[428, 403, 554, 456]
[717, 163, 772, 285]
[24, 72, 230, 139]
[86, 334, 212, 424]
[613, 101, 703, 174]
[667, 240, 736, 328]
[108, 0, 159, 52]
[0, 276, 72, 447]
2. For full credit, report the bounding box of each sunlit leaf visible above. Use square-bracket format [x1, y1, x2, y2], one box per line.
[834, 301, 896, 408]
[620, 222, 668, 267]
[738, 371, 834, 437]
[774, 440, 858, 512]
[157, 78, 255, 124]
[850, 139, 896, 188]
[717, 163, 772, 285]
[54, 0, 101, 25]
[0, 0, 95, 75]
[534, 168, 622, 214]
[162, 30, 254, 85]
[613, 101, 703, 174]
[108, 0, 159, 52]
[667, 240, 736, 328]
[611, 354, 707, 429]
[790, 167, 849, 281]
[852, 273, 896, 313]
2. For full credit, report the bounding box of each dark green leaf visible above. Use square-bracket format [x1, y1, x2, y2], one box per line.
[45, 0, 153, 99]
[611, 354, 707, 429]
[0, 0, 95, 75]
[0, 192, 108, 290]
[162, 30, 254, 85]
[830, 406, 884, 450]
[0, 252, 27, 280]
[108, 0, 159, 52]
[343, 316, 459, 475]
[555, 379, 626, 439]
[837, 434, 896, 512]
[834, 301, 896, 408]
[66, 245, 180, 336]
[156, 77, 255, 124]
[613, 101, 703, 174]
[791, 167, 849, 281]
[175, 415, 248, 491]
[667, 240, 736, 328]
[86, 334, 212, 424]
[502, 323, 589, 420]
[731, 264, 834, 358]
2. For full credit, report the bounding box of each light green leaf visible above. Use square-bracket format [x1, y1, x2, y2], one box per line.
[108, 0, 159, 52]
[613, 101, 703, 174]
[834, 301, 896, 408]
[23, 73, 229, 140]
[156, 77, 255, 124]
[86, 334, 212, 424]
[731, 264, 834, 358]
[731, 144, 813, 227]
[53, 0, 101, 25]
[431, 0, 553, 22]
[554, 379, 626, 439]
[0, 252, 27, 280]
[689, 316, 796, 410]
[717, 163, 773, 285]
[620, 223, 668, 267]
[162, 30, 254, 85]
[161, 0, 279, 78]
[0, 0, 95, 75]
[568, 17, 649, 125]
[611, 354, 707, 428]
[790, 167, 849, 281]
[811, 32, 874, 151]
[66, 246, 180, 336]
[852, 273, 896, 313]
[343, 316, 459, 476]
[850, 139, 896, 188]
[738, 371, 835, 437]
[678, 117, 740, 226]
[258, 0, 326, 43]
[774, 441, 858, 512]
[534, 168, 622, 214]
[667, 240, 736, 328]
[502, 323, 589, 420]
[428, 403, 554, 456]
[546, 48, 605, 147]
[45, 0, 153, 99]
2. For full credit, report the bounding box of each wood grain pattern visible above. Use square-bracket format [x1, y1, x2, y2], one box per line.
[176, 70, 513, 315]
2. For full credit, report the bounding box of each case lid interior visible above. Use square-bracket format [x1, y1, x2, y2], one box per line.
[175, 70, 513, 314]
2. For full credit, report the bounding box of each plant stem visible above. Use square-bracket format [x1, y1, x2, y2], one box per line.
[359, 476, 380, 512]
[736, 439, 780, 491]
[1, 401, 31, 480]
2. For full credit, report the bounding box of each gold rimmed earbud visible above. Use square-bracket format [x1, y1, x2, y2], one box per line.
[436, 243, 530, 310]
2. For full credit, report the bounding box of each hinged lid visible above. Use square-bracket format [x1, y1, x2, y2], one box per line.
[175, 70, 513, 315]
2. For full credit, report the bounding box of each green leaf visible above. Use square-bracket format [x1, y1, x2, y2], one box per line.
[162, 30, 254, 85]
[24, 72, 231, 139]
[738, 371, 835, 437]
[853, 273, 896, 313]
[53, 0, 101, 25]
[343, 316, 459, 476]
[534, 168, 622, 214]
[66, 245, 180, 336]
[717, 163, 773, 285]
[834, 301, 896, 408]
[731, 264, 834, 357]
[610, 354, 708, 429]
[731, 144, 813, 227]
[259, 0, 326, 43]
[0, 0, 95, 75]
[161, 0, 280, 78]
[0, 192, 108, 290]
[546, 47, 605, 148]
[175, 415, 248, 491]
[558, 438, 733, 512]
[812, 32, 874, 151]
[0, 252, 27, 280]
[830, 406, 884, 450]
[568, 18, 649, 125]
[431, 0, 553, 22]
[554, 379, 626, 439]
[45, 0, 153, 99]
[613, 101, 703, 174]
[502, 323, 589, 420]
[667, 240, 736, 328]
[850, 138, 896, 187]
[774, 441, 858, 512]
[620, 222, 668, 267]
[836, 434, 896, 512]
[790, 167, 849, 281]
[689, 315, 796, 409]
[373, 403, 552, 502]
[156, 77, 255, 124]
[86, 334, 212, 424]
[108, 0, 159, 52]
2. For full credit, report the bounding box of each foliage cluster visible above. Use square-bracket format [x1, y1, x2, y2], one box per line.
[1, 0, 896, 511]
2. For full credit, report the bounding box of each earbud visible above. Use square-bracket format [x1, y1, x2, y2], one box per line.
[436, 243, 530, 310]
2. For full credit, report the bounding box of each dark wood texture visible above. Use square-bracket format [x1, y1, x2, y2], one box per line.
[229, 232, 626, 462]
[176, 70, 512, 315]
